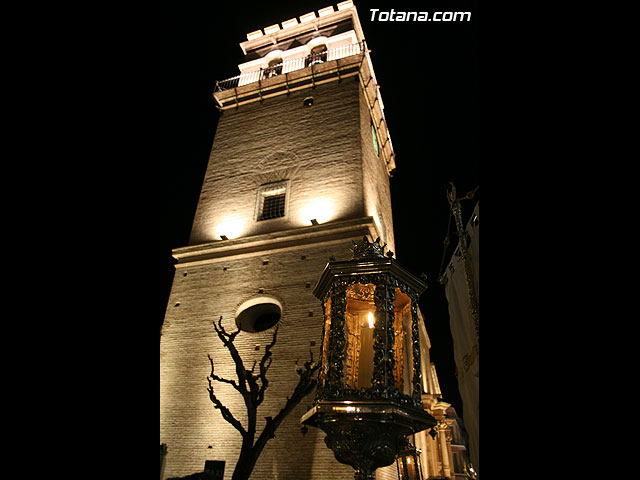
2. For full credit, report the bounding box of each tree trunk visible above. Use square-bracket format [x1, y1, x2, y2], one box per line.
[231, 437, 255, 480]
[208, 318, 319, 480]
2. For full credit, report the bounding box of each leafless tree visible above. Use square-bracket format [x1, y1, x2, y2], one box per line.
[207, 316, 320, 480]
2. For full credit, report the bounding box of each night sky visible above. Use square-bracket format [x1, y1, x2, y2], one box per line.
[154, 0, 478, 420]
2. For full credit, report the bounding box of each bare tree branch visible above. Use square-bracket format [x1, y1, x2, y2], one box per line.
[250, 349, 319, 467]
[207, 318, 320, 480]
[255, 324, 279, 405]
[208, 354, 243, 393]
[207, 376, 246, 436]
[212, 315, 239, 343]
[212, 316, 248, 395]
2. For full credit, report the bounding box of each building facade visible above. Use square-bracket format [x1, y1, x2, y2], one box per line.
[446, 407, 476, 480]
[160, 3, 454, 479]
[441, 200, 479, 475]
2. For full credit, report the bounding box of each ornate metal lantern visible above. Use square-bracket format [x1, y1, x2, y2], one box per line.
[395, 440, 423, 480]
[301, 237, 436, 480]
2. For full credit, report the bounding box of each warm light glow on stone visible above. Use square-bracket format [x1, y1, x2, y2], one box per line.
[300, 198, 335, 225]
[281, 18, 298, 29]
[246, 30, 263, 41]
[368, 311, 374, 329]
[264, 24, 280, 35]
[215, 217, 245, 240]
[236, 296, 283, 318]
[318, 6, 335, 17]
[337, 0, 354, 11]
[299, 12, 316, 23]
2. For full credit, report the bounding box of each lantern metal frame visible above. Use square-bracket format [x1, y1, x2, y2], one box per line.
[395, 440, 423, 480]
[301, 237, 436, 480]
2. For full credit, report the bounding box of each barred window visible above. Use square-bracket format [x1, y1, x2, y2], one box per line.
[256, 181, 289, 221]
[260, 193, 285, 220]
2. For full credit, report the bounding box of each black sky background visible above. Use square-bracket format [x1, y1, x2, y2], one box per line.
[154, 0, 479, 419]
[20, 2, 606, 475]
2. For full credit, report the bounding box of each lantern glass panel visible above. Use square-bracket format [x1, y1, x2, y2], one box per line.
[394, 289, 414, 396]
[396, 449, 422, 480]
[345, 283, 376, 389]
[320, 296, 332, 388]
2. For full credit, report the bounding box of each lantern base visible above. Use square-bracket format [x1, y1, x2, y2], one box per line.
[300, 400, 435, 477]
[354, 469, 376, 480]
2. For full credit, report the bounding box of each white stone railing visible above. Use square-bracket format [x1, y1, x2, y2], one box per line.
[214, 41, 364, 92]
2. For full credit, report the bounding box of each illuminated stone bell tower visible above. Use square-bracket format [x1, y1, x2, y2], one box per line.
[159, 3, 442, 479]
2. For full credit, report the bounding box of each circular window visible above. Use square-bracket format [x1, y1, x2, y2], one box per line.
[235, 296, 282, 333]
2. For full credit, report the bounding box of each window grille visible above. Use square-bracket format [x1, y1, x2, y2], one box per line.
[256, 181, 289, 221]
[259, 194, 285, 220]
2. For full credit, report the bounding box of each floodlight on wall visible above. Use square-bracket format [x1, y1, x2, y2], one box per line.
[215, 217, 245, 240]
[310, 219, 319, 226]
[300, 198, 334, 225]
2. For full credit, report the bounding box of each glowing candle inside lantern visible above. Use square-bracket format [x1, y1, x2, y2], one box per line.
[358, 311, 375, 388]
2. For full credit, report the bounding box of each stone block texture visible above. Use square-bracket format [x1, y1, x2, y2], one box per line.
[161, 76, 397, 479]
[188, 78, 393, 251]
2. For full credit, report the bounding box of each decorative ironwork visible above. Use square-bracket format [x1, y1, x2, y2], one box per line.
[410, 299, 423, 401]
[313, 268, 426, 408]
[214, 41, 365, 92]
[445, 182, 479, 344]
[351, 236, 387, 260]
[302, 240, 435, 479]
[322, 420, 397, 478]
[326, 290, 347, 396]
[318, 296, 331, 392]
[346, 282, 375, 302]
[396, 439, 423, 480]
[372, 280, 395, 394]
[301, 400, 435, 480]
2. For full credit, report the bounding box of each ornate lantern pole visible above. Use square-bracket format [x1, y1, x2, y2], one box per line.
[301, 237, 436, 480]
[445, 182, 479, 344]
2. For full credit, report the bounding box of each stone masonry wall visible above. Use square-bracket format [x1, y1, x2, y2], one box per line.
[161, 242, 358, 479]
[189, 78, 366, 245]
[161, 75, 398, 479]
[359, 82, 395, 253]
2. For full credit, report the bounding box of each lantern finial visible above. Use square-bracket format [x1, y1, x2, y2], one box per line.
[351, 236, 387, 260]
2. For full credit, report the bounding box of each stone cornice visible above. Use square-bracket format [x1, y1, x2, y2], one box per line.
[172, 216, 379, 267]
[239, 7, 363, 55]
